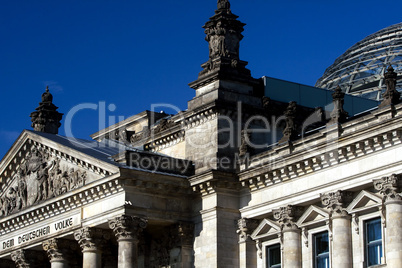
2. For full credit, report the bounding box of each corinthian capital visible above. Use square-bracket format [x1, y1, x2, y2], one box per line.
[42, 238, 75, 262]
[74, 227, 110, 252]
[374, 174, 402, 202]
[321, 190, 352, 216]
[273, 205, 302, 231]
[11, 249, 45, 267]
[236, 218, 259, 242]
[108, 215, 148, 241]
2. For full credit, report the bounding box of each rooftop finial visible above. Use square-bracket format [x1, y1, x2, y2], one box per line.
[30, 87, 63, 134]
[379, 64, 400, 108]
[217, 0, 230, 10]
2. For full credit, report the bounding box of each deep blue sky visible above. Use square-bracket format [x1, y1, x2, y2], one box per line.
[1, 0, 401, 159]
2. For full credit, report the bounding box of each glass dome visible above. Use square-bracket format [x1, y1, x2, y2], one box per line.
[315, 22, 402, 101]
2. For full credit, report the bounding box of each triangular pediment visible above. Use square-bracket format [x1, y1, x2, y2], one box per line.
[347, 190, 382, 213]
[297, 205, 329, 227]
[0, 130, 121, 218]
[251, 219, 281, 240]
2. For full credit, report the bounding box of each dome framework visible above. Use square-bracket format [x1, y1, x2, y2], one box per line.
[316, 22, 402, 101]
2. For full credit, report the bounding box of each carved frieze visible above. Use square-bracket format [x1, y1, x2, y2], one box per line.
[373, 174, 402, 202]
[0, 146, 89, 217]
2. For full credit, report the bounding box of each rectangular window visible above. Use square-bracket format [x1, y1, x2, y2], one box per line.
[314, 231, 330, 268]
[266, 244, 281, 268]
[365, 217, 383, 266]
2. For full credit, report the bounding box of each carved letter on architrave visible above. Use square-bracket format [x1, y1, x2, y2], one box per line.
[0, 145, 88, 217]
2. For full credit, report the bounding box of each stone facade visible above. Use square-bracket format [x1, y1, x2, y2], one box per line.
[1, 1, 402, 267]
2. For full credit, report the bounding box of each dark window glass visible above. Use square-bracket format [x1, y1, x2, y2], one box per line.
[266, 244, 281, 268]
[314, 231, 330, 268]
[365, 218, 382, 266]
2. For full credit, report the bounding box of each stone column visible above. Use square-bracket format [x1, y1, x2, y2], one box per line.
[321, 190, 353, 268]
[109, 215, 147, 268]
[74, 227, 110, 268]
[43, 238, 76, 268]
[374, 174, 402, 266]
[237, 218, 259, 268]
[11, 249, 46, 268]
[175, 222, 195, 268]
[273, 205, 303, 268]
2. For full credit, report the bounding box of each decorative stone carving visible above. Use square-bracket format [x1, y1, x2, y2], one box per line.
[153, 118, 177, 133]
[0, 146, 87, 217]
[74, 227, 110, 252]
[42, 238, 76, 263]
[273, 205, 303, 230]
[329, 85, 348, 124]
[379, 65, 400, 108]
[237, 218, 259, 242]
[130, 128, 150, 144]
[195, 0, 253, 79]
[108, 215, 148, 241]
[11, 249, 45, 268]
[373, 174, 402, 202]
[239, 129, 252, 157]
[278, 101, 298, 144]
[30, 86, 63, 134]
[321, 190, 353, 216]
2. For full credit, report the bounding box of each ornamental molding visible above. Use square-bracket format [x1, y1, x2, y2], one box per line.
[250, 218, 281, 241]
[240, 127, 402, 191]
[144, 130, 185, 152]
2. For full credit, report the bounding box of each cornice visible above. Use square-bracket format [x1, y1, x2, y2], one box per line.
[240, 106, 402, 191]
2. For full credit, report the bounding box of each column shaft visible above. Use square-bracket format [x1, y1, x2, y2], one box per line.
[282, 229, 301, 268]
[117, 239, 138, 268]
[331, 215, 352, 268]
[385, 201, 402, 267]
[82, 250, 101, 268]
[239, 240, 257, 268]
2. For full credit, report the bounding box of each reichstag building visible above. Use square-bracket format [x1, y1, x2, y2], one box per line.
[0, 1, 401, 267]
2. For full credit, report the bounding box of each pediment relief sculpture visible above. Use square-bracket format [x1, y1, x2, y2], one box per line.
[0, 145, 99, 217]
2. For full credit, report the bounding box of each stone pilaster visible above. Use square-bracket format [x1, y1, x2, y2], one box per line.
[109, 215, 147, 268]
[273, 205, 303, 268]
[237, 218, 259, 268]
[74, 227, 110, 268]
[43, 238, 76, 268]
[11, 249, 47, 268]
[374, 174, 402, 266]
[321, 190, 353, 268]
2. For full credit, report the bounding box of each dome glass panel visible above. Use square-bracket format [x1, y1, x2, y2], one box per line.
[316, 22, 402, 101]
